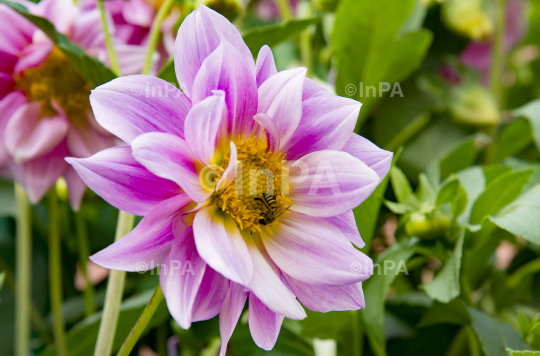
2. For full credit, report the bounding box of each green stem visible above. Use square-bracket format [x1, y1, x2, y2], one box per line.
[275, 0, 293, 20]
[76, 212, 95, 317]
[93, 211, 135, 356]
[142, 0, 176, 75]
[298, 2, 312, 76]
[14, 183, 32, 356]
[351, 310, 363, 356]
[97, 0, 121, 76]
[117, 285, 164, 356]
[48, 190, 67, 356]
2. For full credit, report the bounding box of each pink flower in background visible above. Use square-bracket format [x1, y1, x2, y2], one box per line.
[0, 0, 150, 209]
[67, 5, 392, 353]
[254, 0, 299, 20]
[460, 0, 526, 84]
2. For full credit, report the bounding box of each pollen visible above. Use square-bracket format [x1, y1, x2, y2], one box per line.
[14, 47, 91, 123]
[215, 135, 291, 231]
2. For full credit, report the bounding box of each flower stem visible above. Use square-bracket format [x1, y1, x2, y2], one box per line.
[93, 211, 135, 356]
[14, 183, 32, 356]
[142, 0, 176, 75]
[76, 212, 95, 317]
[116, 285, 164, 356]
[48, 189, 67, 356]
[351, 310, 363, 356]
[97, 0, 121, 76]
[275, 0, 293, 20]
[489, 0, 507, 105]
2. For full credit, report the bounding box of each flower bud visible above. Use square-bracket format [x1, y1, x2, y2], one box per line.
[55, 177, 69, 203]
[450, 85, 501, 126]
[442, 0, 493, 40]
[197, 0, 243, 21]
[405, 213, 451, 239]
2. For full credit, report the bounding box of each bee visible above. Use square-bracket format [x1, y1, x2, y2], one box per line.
[254, 193, 291, 225]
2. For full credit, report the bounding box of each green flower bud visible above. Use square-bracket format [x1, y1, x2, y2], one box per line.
[405, 213, 451, 239]
[442, 0, 493, 40]
[197, 0, 243, 22]
[450, 85, 501, 126]
[55, 177, 69, 203]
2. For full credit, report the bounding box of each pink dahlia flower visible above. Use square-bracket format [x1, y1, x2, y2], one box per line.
[0, 0, 149, 209]
[67, 5, 392, 353]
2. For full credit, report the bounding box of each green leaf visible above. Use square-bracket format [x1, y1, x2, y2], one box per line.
[361, 239, 417, 356]
[494, 119, 534, 162]
[421, 230, 464, 303]
[417, 299, 470, 328]
[332, 0, 432, 128]
[506, 350, 540, 356]
[242, 18, 320, 56]
[156, 57, 178, 87]
[470, 169, 534, 225]
[519, 313, 531, 336]
[417, 173, 437, 204]
[390, 166, 419, 207]
[490, 184, 540, 245]
[513, 100, 540, 153]
[456, 166, 486, 225]
[436, 177, 467, 219]
[0, 0, 116, 87]
[468, 307, 508, 356]
[38, 289, 169, 356]
[438, 136, 480, 180]
[0, 272, 5, 291]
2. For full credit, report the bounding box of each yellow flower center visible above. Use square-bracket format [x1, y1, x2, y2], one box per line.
[214, 135, 291, 231]
[14, 47, 91, 123]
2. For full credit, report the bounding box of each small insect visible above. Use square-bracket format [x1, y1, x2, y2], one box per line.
[254, 193, 291, 225]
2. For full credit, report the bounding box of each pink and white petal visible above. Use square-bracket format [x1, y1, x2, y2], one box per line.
[253, 113, 279, 153]
[90, 76, 191, 143]
[302, 77, 332, 101]
[114, 44, 150, 76]
[0, 5, 35, 54]
[0, 91, 27, 165]
[64, 166, 86, 211]
[261, 212, 373, 286]
[191, 266, 229, 322]
[5, 102, 69, 163]
[174, 4, 255, 97]
[122, 0, 154, 27]
[90, 194, 192, 271]
[66, 146, 180, 216]
[0, 71, 15, 99]
[23, 142, 69, 204]
[325, 210, 364, 248]
[219, 282, 248, 356]
[132, 132, 212, 203]
[283, 274, 365, 312]
[193, 206, 253, 286]
[257, 68, 306, 146]
[67, 124, 114, 159]
[255, 45, 277, 88]
[282, 96, 361, 160]
[288, 150, 379, 217]
[248, 293, 284, 351]
[191, 40, 258, 138]
[160, 226, 207, 329]
[13, 40, 53, 74]
[216, 141, 237, 191]
[342, 134, 393, 181]
[184, 91, 227, 167]
[243, 231, 306, 320]
[34, 0, 78, 34]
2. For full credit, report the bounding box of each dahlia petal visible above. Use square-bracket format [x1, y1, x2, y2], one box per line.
[90, 194, 192, 271]
[0, 71, 15, 99]
[193, 206, 253, 286]
[5, 102, 69, 163]
[243, 231, 306, 320]
[283, 96, 361, 159]
[174, 4, 255, 97]
[184, 91, 227, 167]
[325, 210, 364, 248]
[216, 141, 237, 191]
[35, 0, 78, 34]
[342, 133, 393, 181]
[253, 113, 280, 153]
[132, 132, 212, 203]
[66, 146, 180, 216]
[261, 212, 373, 286]
[114, 44, 149, 76]
[283, 274, 365, 312]
[288, 150, 379, 217]
[191, 40, 258, 138]
[255, 45, 277, 87]
[13, 40, 53, 74]
[64, 166, 86, 211]
[0, 91, 27, 165]
[302, 78, 331, 101]
[191, 266, 229, 322]
[160, 226, 207, 329]
[0, 5, 35, 54]
[248, 293, 284, 351]
[257, 67, 306, 146]
[67, 124, 115, 159]
[122, 0, 154, 27]
[90, 76, 190, 143]
[219, 282, 248, 356]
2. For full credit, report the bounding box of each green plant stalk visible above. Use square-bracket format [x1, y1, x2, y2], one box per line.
[76, 212, 95, 317]
[116, 285, 164, 356]
[142, 0, 176, 75]
[14, 183, 32, 356]
[351, 310, 363, 356]
[48, 190, 67, 356]
[97, 0, 121, 76]
[275, 0, 293, 20]
[93, 211, 135, 356]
